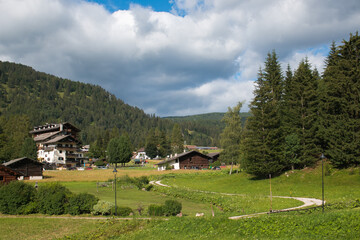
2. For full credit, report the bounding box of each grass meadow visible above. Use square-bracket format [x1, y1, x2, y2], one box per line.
[1, 164, 359, 239]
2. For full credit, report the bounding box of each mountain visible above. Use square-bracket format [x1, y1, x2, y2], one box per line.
[0, 61, 233, 147]
[0, 61, 171, 147]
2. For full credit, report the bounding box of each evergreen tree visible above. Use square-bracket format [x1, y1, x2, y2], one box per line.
[158, 130, 171, 158]
[242, 51, 284, 177]
[219, 102, 243, 174]
[171, 124, 184, 154]
[319, 33, 360, 167]
[20, 137, 38, 160]
[145, 129, 158, 159]
[107, 134, 133, 167]
[283, 59, 319, 168]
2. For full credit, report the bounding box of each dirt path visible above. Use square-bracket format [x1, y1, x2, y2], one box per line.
[150, 180, 323, 219]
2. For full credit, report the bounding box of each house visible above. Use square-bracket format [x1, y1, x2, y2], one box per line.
[0, 165, 21, 184]
[207, 152, 220, 162]
[29, 122, 85, 167]
[134, 148, 150, 161]
[2, 157, 44, 180]
[156, 151, 212, 171]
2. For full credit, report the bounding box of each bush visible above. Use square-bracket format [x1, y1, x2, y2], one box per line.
[112, 206, 133, 216]
[132, 176, 149, 190]
[0, 181, 36, 214]
[163, 200, 182, 216]
[94, 160, 105, 166]
[68, 193, 99, 215]
[144, 184, 153, 191]
[36, 183, 72, 215]
[147, 204, 164, 216]
[92, 200, 114, 215]
[18, 201, 38, 215]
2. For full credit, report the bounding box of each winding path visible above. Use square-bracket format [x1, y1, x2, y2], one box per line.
[150, 180, 323, 220]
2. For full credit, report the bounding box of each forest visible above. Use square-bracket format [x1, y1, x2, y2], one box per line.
[225, 32, 360, 177]
[0, 60, 226, 162]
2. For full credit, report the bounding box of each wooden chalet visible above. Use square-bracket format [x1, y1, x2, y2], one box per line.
[207, 152, 220, 162]
[3, 157, 44, 180]
[156, 151, 212, 171]
[0, 165, 21, 184]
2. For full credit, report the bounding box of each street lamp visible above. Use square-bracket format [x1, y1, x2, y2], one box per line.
[320, 153, 325, 213]
[113, 166, 118, 216]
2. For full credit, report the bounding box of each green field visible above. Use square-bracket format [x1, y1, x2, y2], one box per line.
[1, 166, 359, 239]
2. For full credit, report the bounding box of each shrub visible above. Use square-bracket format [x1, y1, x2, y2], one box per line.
[68, 193, 99, 215]
[163, 200, 182, 216]
[112, 206, 133, 216]
[18, 201, 38, 215]
[144, 184, 153, 191]
[147, 204, 164, 216]
[92, 200, 114, 215]
[0, 181, 36, 214]
[94, 160, 105, 166]
[132, 176, 149, 190]
[36, 183, 72, 215]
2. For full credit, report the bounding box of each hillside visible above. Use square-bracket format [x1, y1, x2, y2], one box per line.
[0, 61, 171, 146]
[0, 61, 228, 147]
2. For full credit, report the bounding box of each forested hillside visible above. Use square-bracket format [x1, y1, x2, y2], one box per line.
[165, 112, 250, 146]
[0, 61, 227, 152]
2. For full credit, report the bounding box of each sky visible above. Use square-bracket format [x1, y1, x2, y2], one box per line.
[0, 0, 359, 117]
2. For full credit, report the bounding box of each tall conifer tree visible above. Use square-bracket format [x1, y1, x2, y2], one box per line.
[242, 51, 284, 177]
[283, 59, 319, 168]
[319, 33, 360, 167]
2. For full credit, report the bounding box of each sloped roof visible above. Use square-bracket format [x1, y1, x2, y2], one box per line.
[43, 135, 80, 144]
[0, 165, 22, 176]
[207, 152, 220, 158]
[156, 150, 211, 165]
[3, 157, 44, 167]
[33, 131, 61, 142]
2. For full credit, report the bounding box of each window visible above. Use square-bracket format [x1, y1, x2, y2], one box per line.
[59, 150, 62, 154]
[58, 157, 63, 160]
[0, 176, 3, 181]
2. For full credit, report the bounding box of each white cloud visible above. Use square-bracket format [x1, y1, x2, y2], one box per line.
[0, 0, 359, 116]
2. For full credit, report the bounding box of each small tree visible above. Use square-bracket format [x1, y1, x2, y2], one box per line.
[107, 134, 133, 167]
[0, 181, 36, 214]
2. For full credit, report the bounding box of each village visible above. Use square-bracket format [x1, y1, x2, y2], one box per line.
[0, 122, 222, 184]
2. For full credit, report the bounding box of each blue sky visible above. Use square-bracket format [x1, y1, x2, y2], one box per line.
[0, 0, 359, 116]
[87, 0, 173, 12]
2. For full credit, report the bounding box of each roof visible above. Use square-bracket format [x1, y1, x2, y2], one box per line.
[156, 150, 211, 165]
[137, 147, 145, 152]
[30, 122, 80, 134]
[43, 135, 80, 144]
[207, 152, 220, 158]
[3, 157, 44, 167]
[0, 165, 22, 176]
[33, 131, 61, 142]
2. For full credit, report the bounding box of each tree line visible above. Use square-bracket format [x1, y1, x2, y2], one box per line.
[220, 32, 360, 177]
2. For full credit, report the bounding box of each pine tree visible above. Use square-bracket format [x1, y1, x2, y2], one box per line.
[242, 51, 284, 177]
[20, 137, 38, 160]
[319, 33, 360, 167]
[171, 124, 184, 154]
[283, 59, 319, 168]
[219, 102, 243, 174]
[145, 129, 158, 159]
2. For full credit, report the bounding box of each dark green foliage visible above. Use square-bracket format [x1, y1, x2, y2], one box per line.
[94, 159, 105, 166]
[20, 137, 37, 160]
[0, 181, 36, 214]
[283, 59, 319, 167]
[243, 51, 285, 177]
[107, 134, 133, 167]
[131, 176, 150, 190]
[112, 206, 133, 216]
[171, 124, 184, 154]
[219, 102, 243, 167]
[145, 129, 158, 159]
[318, 33, 360, 167]
[36, 183, 72, 215]
[18, 201, 38, 215]
[68, 193, 99, 215]
[147, 204, 164, 216]
[0, 115, 31, 162]
[163, 200, 182, 216]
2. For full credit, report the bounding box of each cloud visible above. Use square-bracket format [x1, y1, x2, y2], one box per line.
[0, 0, 359, 116]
